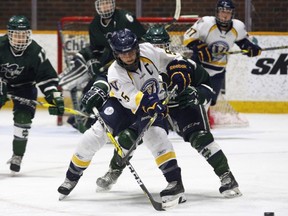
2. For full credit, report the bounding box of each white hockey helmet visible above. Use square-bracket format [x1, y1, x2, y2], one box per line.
[95, 0, 116, 19]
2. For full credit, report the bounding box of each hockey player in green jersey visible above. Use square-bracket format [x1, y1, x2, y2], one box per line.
[59, 0, 146, 132]
[0, 15, 64, 173]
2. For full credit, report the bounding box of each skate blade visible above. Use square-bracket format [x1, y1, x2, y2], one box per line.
[10, 171, 18, 176]
[59, 194, 67, 201]
[162, 193, 186, 209]
[222, 187, 242, 198]
[96, 185, 112, 193]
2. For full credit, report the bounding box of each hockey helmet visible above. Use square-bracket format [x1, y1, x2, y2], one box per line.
[142, 25, 170, 49]
[95, 0, 115, 19]
[7, 15, 32, 52]
[109, 28, 140, 71]
[215, 0, 235, 28]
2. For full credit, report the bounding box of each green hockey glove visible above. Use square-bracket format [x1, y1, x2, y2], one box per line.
[81, 80, 110, 113]
[177, 86, 199, 109]
[45, 90, 64, 116]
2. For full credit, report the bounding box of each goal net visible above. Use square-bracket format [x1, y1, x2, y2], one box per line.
[57, 16, 248, 128]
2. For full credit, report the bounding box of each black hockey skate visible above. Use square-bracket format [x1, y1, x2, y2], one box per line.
[96, 168, 122, 192]
[58, 178, 79, 200]
[7, 154, 23, 173]
[160, 180, 186, 209]
[219, 171, 242, 198]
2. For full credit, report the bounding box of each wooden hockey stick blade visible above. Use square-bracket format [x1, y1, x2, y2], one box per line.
[165, 0, 181, 29]
[91, 107, 164, 211]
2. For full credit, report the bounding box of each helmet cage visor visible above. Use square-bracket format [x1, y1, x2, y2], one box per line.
[216, 7, 234, 27]
[8, 29, 32, 52]
[95, 0, 115, 19]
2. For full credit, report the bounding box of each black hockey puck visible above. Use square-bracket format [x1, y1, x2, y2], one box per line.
[264, 212, 274, 216]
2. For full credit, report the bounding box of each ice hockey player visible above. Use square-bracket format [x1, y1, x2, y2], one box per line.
[183, 0, 261, 127]
[0, 15, 64, 173]
[57, 28, 193, 208]
[96, 25, 242, 199]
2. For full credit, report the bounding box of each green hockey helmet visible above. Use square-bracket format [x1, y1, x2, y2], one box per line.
[7, 15, 32, 52]
[142, 25, 170, 49]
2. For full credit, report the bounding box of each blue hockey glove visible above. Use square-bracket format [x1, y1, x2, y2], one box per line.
[166, 59, 193, 93]
[140, 93, 168, 120]
[236, 38, 262, 57]
[0, 79, 8, 108]
[81, 81, 110, 113]
[243, 44, 262, 57]
[45, 90, 64, 116]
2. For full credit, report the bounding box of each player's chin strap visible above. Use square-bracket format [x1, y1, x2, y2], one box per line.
[217, 45, 288, 55]
[8, 94, 94, 119]
[92, 107, 164, 211]
[120, 85, 178, 165]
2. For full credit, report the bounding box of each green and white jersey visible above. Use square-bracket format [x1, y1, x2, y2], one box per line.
[0, 35, 59, 94]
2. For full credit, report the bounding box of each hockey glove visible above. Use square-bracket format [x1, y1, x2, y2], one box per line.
[0, 79, 8, 108]
[81, 81, 110, 113]
[166, 59, 193, 93]
[140, 93, 168, 121]
[236, 38, 262, 57]
[177, 86, 199, 109]
[196, 42, 212, 62]
[45, 91, 65, 116]
[243, 44, 262, 57]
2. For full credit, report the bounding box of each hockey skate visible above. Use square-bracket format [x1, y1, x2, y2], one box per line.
[7, 154, 23, 174]
[96, 168, 122, 192]
[58, 178, 79, 200]
[219, 171, 242, 198]
[160, 180, 186, 209]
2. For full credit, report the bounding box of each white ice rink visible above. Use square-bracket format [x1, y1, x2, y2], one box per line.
[0, 110, 288, 216]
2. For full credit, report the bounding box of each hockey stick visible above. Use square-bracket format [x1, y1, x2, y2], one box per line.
[58, 22, 86, 131]
[120, 85, 178, 165]
[165, 0, 181, 29]
[217, 45, 288, 55]
[92, 107, 164, 211]
[8, 94, 94, 119]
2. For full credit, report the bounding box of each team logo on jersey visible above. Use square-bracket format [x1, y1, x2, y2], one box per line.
[210, 41, 229, 60]
[0, 63, 24, 79]
[104, 106, 114, 116]
[109, 80, 120, 91]
[141, 78, 159, 95]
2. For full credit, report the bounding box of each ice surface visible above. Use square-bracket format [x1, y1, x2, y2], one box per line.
[1, 110, 288, 216]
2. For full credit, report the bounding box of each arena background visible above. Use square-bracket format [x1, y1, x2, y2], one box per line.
[0, 0, 287, 31]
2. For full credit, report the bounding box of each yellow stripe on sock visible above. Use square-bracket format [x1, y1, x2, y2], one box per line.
[155, 151, 176, 167]
[71, 154, 91, 168]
